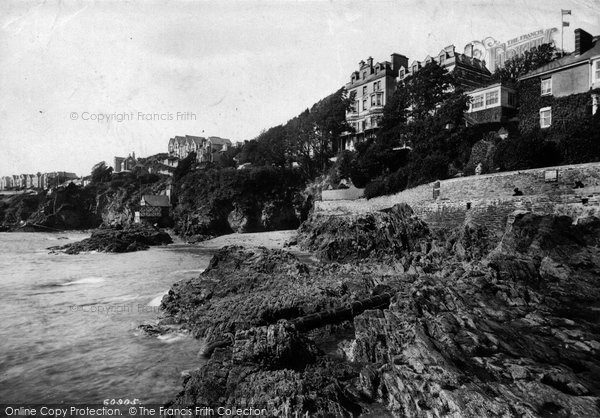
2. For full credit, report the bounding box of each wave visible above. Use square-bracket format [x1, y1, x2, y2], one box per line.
[157, 333, 187, 344]
[60, 277, 105, 286]
[147, 292, 168, 307]
[171, 269, 205, 275]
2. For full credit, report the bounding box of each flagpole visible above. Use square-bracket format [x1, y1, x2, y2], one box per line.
[561, 9, 564, 56]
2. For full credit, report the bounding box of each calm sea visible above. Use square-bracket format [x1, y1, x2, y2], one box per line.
[0, 232, 214, 404]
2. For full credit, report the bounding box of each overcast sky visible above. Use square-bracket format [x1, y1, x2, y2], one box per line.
[1, 0, 599, 176]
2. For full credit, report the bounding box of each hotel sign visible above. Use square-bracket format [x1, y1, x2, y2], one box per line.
[464, 28, 559, 73]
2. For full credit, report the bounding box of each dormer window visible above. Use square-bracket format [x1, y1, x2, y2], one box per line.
[399, 68, 405, 79]
[363, 71, 367, 79]
[439, 54, 445, 64]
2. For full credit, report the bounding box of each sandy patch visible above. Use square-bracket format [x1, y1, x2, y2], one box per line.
[195, 230, 298, 250]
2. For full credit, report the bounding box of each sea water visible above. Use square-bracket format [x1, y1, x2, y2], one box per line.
[0, 232, 213, 404]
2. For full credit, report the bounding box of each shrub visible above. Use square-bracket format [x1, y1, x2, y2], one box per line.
[493, 132, 561, 171]
[363, 176, 387, 199]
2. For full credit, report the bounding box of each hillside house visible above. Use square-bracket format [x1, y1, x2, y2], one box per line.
[518, 28, 600, 133]
[137, 194, 171, 226]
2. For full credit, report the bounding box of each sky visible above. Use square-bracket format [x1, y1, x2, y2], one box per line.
[1, 0, 599, 177]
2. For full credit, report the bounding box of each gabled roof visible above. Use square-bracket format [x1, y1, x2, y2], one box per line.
[141, 195, 170, 207]
[208, 136, 232, 145]
[186, 135, 205, 145]
[520, 36, 600, 80]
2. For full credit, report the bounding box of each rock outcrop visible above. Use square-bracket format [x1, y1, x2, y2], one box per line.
[297, 203, 431, 262]
[48, 226, 172, 254]
[1, 184, 102, 230]
[164, 208, 600, 417]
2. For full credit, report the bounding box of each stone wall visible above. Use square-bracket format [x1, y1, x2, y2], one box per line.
[321, 187, 364, 201]
[315, 162, 600, 235]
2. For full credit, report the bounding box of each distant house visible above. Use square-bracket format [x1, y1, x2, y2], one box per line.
[465, 83, 518, 125]
[168, 135, 204, 160]
[406, 45, 492, 91]
[114, 153, 137, 173]
[136, 194, 171, 225]
[162, 156, 179, 168]
[0, 176, 13, 190]
[518, 28, 600, 133]
[341, 53, 408, 151]
[200, 137, 233, 163]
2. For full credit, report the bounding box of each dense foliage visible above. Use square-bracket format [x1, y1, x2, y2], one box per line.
[492, 43, 558, 83]
[91, 161, 113, 183]
[238, 88, 353, 179]
[351, 62, 473, 198]
[173, 165, 309, 235]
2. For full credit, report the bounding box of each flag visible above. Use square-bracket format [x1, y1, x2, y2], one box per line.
[562, 9, 571, 15]
[563, 21, 570, 27]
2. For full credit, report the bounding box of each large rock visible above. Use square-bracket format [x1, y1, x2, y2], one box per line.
[232, 322, 318, 368]
[161, 246, 388, 345]
[227, 206, 250, 233]
[260, 200, 300, 230]
[169, 323, 363, 417]
[349, 212, 600, 417]
[48, 225, 172, 254]
[164, 206, 600, 417]
[297, 203, 430, 262]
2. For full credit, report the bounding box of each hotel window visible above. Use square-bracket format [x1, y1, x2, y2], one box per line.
[363, 98, 367, 111]
[371, 95, 376, 106]
[376, 93, 383, 106]
[485, 90, 499, 106]
[399, 68, 405, 79]
[471, 94, 484, 110]
[593, 60, 600, 83]
[540, 107, 552, 128]
[363, 86, 367, 95]
[541, 78, 552, 96]
[363, 71, 367, 79]
[508, 92, 517, 107]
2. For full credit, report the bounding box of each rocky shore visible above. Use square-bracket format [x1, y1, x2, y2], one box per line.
[48, 226, 172, 254]
[158, 204, 600, 417]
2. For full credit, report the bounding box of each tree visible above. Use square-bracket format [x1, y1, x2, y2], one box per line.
[173, 152, 196, 181]
[493, 43, 558, 83]
[90, 161, 113, 183]
[402, 61, 458, 121]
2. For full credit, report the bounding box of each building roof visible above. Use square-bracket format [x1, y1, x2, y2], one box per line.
[520, 35, 600, 80]
[466, 82, 516, 94]
[170, 135, 206, 146]
[208, 136, 232, 145]
[186, 135, 205, 145]
[141, 195, 170, 207]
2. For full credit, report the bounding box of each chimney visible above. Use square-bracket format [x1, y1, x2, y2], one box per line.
[390, 53, 409, 75]
[359, 60, 365, 68]
[574, 28, 593, 55]
[367, 56, 373, 67]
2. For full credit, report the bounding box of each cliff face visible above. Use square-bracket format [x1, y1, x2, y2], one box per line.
[164, 205, 600, 417]
[297, 203, 431, 262]
[0, 178, 172, 231]
[1, 185, 102, 230]
[172, 167, 312, 241]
